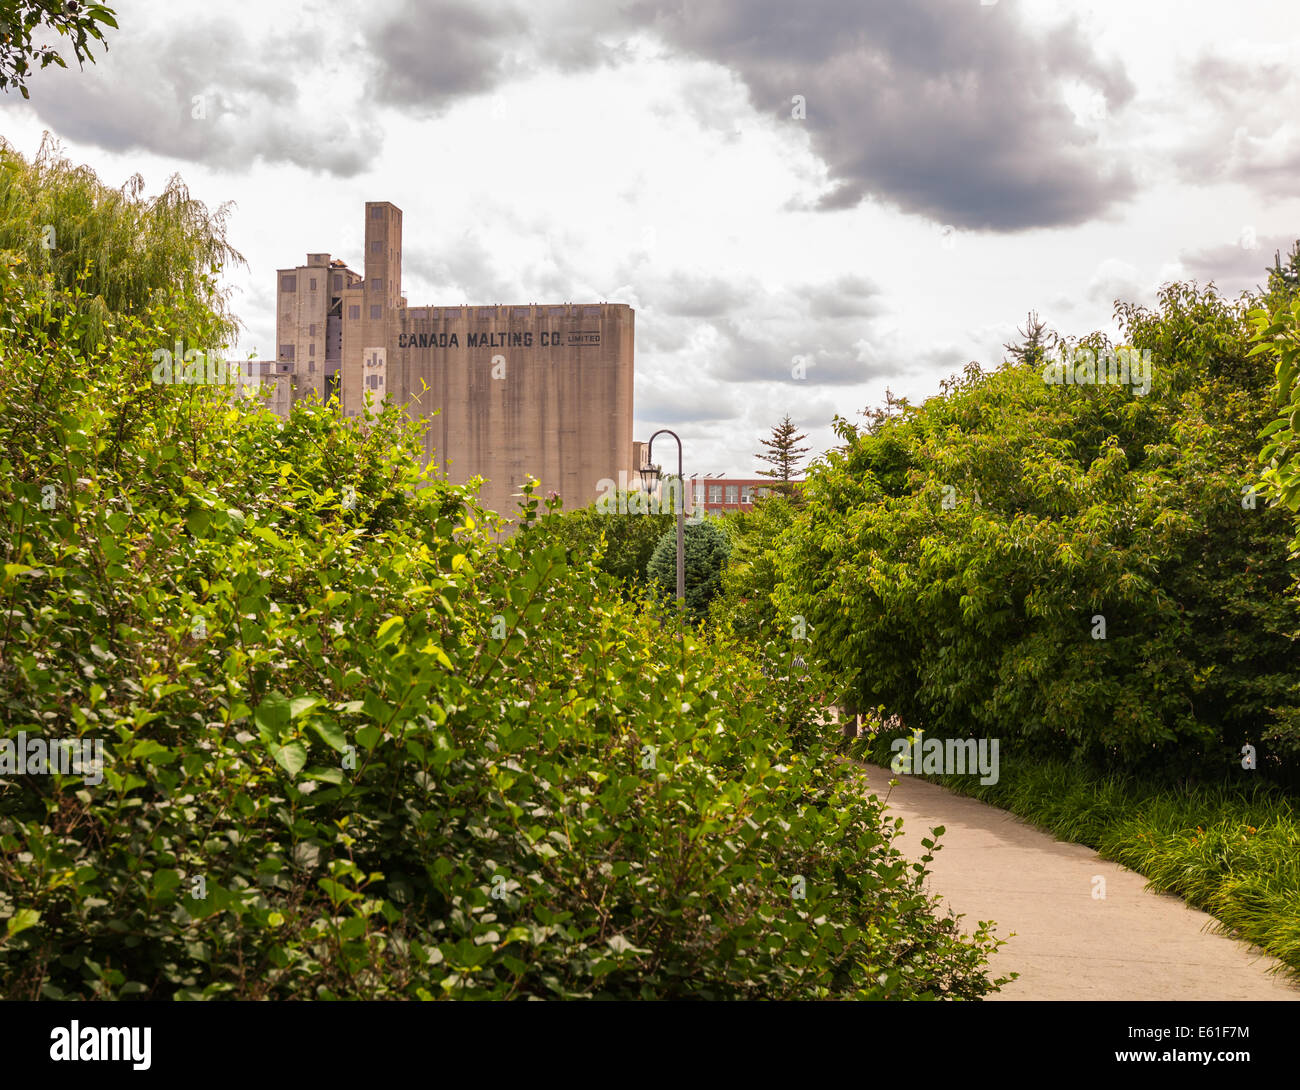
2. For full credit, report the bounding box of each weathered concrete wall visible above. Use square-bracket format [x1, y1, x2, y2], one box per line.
[394, 303, 635, 519]
[279, 203, 636, 523]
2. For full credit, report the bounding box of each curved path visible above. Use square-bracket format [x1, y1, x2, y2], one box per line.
[855, 762, 1300, 1000]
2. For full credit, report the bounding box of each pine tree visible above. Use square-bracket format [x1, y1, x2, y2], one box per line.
[1003, 311, 1055, 369]
[1263, 241, 1300, 308]
[756, 415, 809, 494]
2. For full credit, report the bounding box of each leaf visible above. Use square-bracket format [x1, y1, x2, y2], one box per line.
[186, 508, 211, 538]
[273, 742, 307, 777]
[606, 934, 650, 956]
[255, 692, 291, 738]
[376, 615, 405, 648]
[6, 908, 40, 938]
[130, 739, 175, 765]
[311, 718, 347, 752]
[250, 525, 288, 550]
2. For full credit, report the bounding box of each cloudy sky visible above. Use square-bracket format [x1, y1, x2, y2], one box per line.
[3, 0, 1299, 475]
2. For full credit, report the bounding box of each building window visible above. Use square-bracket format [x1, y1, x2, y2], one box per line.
[371, 279, 383, 293]
[309, 277, 317, 291]
[741, 485, 753, 504]
[348, 305, 360, 320]
[709, 485, 722, 503]
[371, 240, 383, 254]
[370, 305, 382, 319]
[725, 486, 738, 504]
[309, 361, 316, 373]
[281, 275, 296, 292]
[308, 323, 316, 337]
[371, 206, 383, 218]
[279, 344, 295, 361]
[332, 274, 342, 291]
[309, 343, 315, 356]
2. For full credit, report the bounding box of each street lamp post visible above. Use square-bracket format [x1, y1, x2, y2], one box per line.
[641, 429, 685, 618]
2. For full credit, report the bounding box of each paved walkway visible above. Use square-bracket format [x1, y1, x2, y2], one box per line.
[855, 762, 1300, 1000]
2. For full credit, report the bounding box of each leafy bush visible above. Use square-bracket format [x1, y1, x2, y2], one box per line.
[778, 281, 1300, 785]
[516, 492, 671, 590]
[646, 518, 731, 622]
[710, 495, 797, 639]
[0, 264, 1005, 999]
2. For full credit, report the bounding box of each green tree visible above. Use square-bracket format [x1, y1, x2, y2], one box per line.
[756, 415, 809, 494]
[517, 490, 671, 589]
[647, 518, 731, 620]
[1253, 240, 1300, 546]
[0, 137, 243, 353]
[0, 1, 117, 99]
[1002, 310, 1056, 369]
[710, 494, 796, 639]
[778, 281, 1300, 783]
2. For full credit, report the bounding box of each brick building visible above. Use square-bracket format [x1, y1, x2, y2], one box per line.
[688, 477, 797, 517]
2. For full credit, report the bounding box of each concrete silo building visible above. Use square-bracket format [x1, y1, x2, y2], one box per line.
[273, 201, 638, 520]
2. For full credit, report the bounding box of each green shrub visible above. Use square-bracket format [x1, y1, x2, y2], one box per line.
[646, 518, 730, 622]
[710, 496, 797, 639]
[0, 267, 1005, 999]
[778, 282, 1300, 785]
[516, 492, 671, 590]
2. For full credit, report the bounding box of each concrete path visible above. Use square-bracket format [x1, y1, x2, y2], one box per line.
[855, 762, 1300, 1000]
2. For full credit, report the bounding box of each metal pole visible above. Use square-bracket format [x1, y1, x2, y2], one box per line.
[646, 429, 686, 617]
[675, 440, 684, 617]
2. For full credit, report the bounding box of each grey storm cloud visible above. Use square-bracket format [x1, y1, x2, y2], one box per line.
[709, 315, 906, 386]
[361, 0, 629, 110]
[656, 273, 753, 318]
[638, 0, 1137, 231]
[17, 12, 381, 175]
[365, 2, 529, 107]
[1173, 54, 1300, 198]
[801, 274, 885, 319]
[366, 0, 1137, 231]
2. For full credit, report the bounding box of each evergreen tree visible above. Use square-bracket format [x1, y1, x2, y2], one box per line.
[756, 415, 809, 489]
[1003, 310, 1055, 369]
[646, 519, 731, 620]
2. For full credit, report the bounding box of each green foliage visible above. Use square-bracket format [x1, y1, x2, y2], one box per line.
[778, 280, 1300, 783]
[711, 495, 797, 639]
[0, 137, 243, 354]
[0, 261, 1003, 999]
[646, 518, 731, 622]
[517, 491, 671, 589]
[0, 1, 117, 98]
[1254, 241, 1300, 552]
